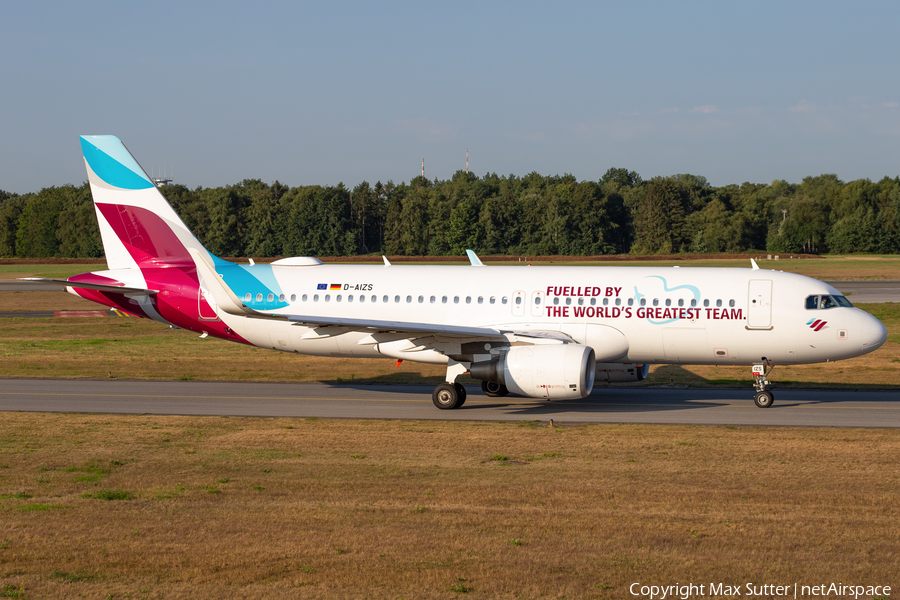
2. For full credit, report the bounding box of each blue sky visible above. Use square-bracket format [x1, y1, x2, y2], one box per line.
[1, 1, 898, 193]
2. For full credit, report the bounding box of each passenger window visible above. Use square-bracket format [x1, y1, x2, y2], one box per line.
[406, 295, 412, 303]
[279, 294, 285, 302]
[418, 295, 423, 303]
[313, 294, 319, 302]
[291, 294, 297, 302]
[301, 294, 306, 302]
[490, 297, 496, 304]
[729, 299, 735, 308]
[466, 296, 471, 304]
[534, 297, 541, 305]
[325, 295, 331, 302]
[653, 299, 659, 307]
[478, 297, 483, 304]
[267, 293, 274, 302]
[371, 295, 377, 302]
[349, 295, 354, 302]
[615, 298, 621, 306]
[244, 293, 251, 302]
[665, 298, 671, 307]
[603, 298, 609, 306]
[677, 299, 684, 307]
[690, 299, 696, 307]
[515, 296, 522, 305]
[565, 298, 571, 305]
[359, 295, 365, 302]
[590, 298, 597, 306]
[703, 299, 709, 307]
[716, 299, 722, 307]
[256, 293, 263, 302]
[394, 295, 400, 303]
[553, 297, 559, 306]
[430, 296, 436, 303]
[454, 296, 460, 304]
[640, 298, 646, 307]
[627, 298, 633, 306]
[502, 297, 508, 305]
[577, 298, 583, 305]
[336, 295, 342, 302]
[442, 296, 448, 304]
[383, 295, 389, 303]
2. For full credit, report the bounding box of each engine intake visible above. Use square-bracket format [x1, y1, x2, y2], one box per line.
[470, 344, 596, 399]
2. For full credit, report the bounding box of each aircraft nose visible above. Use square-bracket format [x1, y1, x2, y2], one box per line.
[858, 310, 887, 353]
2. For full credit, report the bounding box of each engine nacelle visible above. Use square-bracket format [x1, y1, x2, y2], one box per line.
[470, 344, 596, 399]
[595, 362, 650, 383]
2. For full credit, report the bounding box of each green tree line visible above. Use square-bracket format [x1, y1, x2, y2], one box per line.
[2, 169, 900, 258]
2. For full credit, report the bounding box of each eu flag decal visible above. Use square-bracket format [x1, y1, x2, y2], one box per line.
[317, 283, 327, 290]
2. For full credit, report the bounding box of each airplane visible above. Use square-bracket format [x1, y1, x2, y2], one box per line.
[23, 136, 888, 410]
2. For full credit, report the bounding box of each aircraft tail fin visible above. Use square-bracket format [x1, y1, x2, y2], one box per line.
[79, 135, 214, 270]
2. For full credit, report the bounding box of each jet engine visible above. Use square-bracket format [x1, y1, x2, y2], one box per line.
[595, 362, 650, 383]
[470, 344, 596, 399]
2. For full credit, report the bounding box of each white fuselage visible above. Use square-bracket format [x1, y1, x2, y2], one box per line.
[209, 264, 887, 367]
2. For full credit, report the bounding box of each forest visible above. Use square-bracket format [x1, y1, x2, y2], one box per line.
[2, 168, 900, 259]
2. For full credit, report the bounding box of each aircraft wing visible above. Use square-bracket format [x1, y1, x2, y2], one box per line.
[18, 278, 158, 294]
[284, 315, 504, 338]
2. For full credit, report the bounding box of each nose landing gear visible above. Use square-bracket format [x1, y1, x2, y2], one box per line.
[752, 360, 775, 408]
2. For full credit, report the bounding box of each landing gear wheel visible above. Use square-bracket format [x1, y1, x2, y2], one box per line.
[754, 391, 774, 408]
[454, 383, 467, 407]
[432, 383, 462, 410]
[481, 380, 509, 398]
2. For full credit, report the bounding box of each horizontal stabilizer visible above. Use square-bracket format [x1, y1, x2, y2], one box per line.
[19, 278, 157, 295]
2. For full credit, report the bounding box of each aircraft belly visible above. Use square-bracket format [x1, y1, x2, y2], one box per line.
[662, 327, 708, 362]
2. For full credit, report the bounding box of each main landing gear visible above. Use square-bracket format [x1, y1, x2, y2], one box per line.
[752, 360, 775, 408]
[432, 382, 467, 410]
[432, 360, 471, 410]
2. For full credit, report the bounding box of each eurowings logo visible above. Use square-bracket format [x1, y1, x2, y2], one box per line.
[807, 319, 827, 331]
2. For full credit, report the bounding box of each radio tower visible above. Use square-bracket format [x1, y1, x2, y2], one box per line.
[466, 148, 469, 174]
[421, 157, 425, 181]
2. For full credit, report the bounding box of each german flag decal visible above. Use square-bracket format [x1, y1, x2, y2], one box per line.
[329, 284, 341, 290]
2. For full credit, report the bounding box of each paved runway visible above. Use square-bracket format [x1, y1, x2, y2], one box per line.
[1, 379, 898, 428]
[825, 280, 900, 304]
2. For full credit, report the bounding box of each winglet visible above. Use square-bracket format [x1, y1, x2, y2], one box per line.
[750, 258, 760, 270]
[466, 249, 484, 266]
[383, 255, 392, 266]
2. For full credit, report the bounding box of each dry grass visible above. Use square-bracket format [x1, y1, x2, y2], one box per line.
[0, 291, 100, 312]
[0, 414, 897, 599]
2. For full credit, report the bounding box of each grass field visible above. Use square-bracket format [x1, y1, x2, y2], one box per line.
[0, 414, 897, 599]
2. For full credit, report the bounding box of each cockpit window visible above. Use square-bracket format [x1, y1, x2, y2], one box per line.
[806, 294, 853, 310]
[834, 295, 853, 307]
